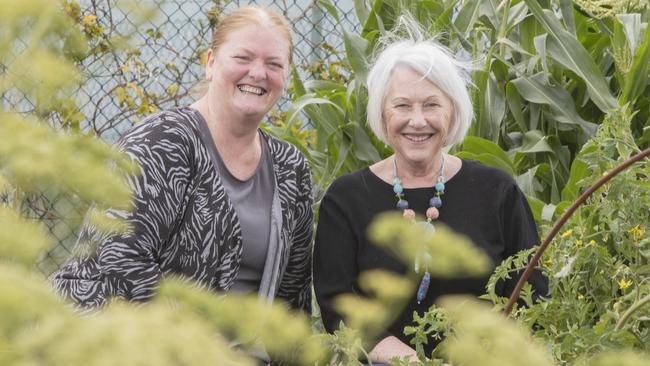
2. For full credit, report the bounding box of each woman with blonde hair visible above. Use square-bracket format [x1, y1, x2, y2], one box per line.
[52, 6, 313, 313]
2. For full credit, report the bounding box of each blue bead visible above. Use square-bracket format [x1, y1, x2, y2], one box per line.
[416, 271, 431, 303]
[393, 184, 403, 194]
[435, 182, 445, 192]
[429, 196, 442, 208]
[396, 199, 409, 210]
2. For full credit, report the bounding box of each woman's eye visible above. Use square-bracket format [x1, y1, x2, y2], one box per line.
[234, 55, 250, 61]
[269, 62, 284, 69]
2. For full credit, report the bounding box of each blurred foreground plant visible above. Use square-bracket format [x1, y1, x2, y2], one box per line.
[0, 2, 321, 365]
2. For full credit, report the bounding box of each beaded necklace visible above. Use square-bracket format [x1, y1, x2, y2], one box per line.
[392, 155, 445, 304]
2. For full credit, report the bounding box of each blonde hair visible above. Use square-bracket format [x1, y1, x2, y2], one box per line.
[210, 5, 293, 64]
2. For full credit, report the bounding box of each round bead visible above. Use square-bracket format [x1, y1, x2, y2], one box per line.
[402, 209, 416, 219]
[396, 199, 409, 210]
[426, 206, 439, 220]
[435, 182, 445, 192]
[393, 184, 403, 194]
[429, 196, 442, 208]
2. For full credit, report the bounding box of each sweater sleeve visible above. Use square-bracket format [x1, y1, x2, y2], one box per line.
[498, 182, 549, 300]
[276, 155, 314, 311]
[50, 117, 192, 308]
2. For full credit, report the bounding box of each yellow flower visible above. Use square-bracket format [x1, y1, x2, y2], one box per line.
[587, 240, 596, 247]
[575, 240, 583, 247]
[629, 225, 645, 241]
[561, 229, 573, 238]
[82, 14, 98, 26]
[543, 257, 553, 267]
[577, 294, 584, 300]
[618, 278, 632, 291]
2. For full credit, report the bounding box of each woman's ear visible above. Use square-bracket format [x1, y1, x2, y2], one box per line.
[205, 48, 215, 81]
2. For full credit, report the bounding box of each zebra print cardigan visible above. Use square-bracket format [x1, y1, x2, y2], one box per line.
[50, 107, 313, 311]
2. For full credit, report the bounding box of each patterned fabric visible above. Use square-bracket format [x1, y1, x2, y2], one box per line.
[50, 107, 313, 311]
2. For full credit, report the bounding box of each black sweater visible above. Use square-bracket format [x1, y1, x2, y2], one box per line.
[314, 159, 548, 355]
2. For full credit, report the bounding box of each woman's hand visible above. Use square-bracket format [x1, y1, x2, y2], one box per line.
[369, 336, 419, 364]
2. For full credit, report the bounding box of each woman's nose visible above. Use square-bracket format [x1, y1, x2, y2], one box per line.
[248, 60, 267, 80]
[409, 108, 427, 127]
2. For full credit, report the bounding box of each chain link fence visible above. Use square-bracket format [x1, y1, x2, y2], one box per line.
[4, 0, 360, 275]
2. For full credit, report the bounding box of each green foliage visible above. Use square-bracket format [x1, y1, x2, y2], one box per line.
[335, 270, 414, 341]
[0, 208, 49, 266]
[0, 114, 134, 209]
[440, 296, 556, 366]
[490, 108, 650, 364]
[404, 304, 452, 361]
[369, 213, 492, 278]
[157, 279, 327, 365]
[14, 302, 251, 366]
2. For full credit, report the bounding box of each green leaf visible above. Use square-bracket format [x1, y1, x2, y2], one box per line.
[316, 0, 339, 22]
[455, 0, 484, 36]
[505, 2, 529, 32]
[505, 82, 527, 132]
[511, 73, 594, 134]
[561, 157, 589, 201]
[621, 15, 650, 105]
[286, 94, 343, 134]
[515, 166, 540, 197]
[518, 130, 554, 154]
[304, 80, 346, 93]
[461, 136, 513, 171]
[343, 31, 369, 82]
[533, 34, 550, 77]
[353, 0, 371, 26]
[523, 0, 618, 112]
[541, 203, 556, 222]
[433, 0, 458, 31]
[342, 122, 380, 162]
[526, 195, 545, 221]
[617, 13, 642, 53]
[485, 71, 506, 142]
[456, 151, 514, 176]
[558, 0, 576, 35]
[290, 64, 306, 98]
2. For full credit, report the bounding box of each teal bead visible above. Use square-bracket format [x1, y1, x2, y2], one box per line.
[435, 182, 445, 192]
[393, 184, 403, 194]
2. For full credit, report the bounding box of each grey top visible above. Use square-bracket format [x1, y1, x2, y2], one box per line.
[211, 134, 275, 294]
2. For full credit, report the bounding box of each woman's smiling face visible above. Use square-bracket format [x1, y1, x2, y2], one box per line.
[206, 23, 290, 121]
[383, 65, 454, 166]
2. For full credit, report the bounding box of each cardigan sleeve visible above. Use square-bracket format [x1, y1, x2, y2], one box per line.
[498, 182, 549, 300]
[50, 117, 192, 307]
[275, 155, 314, 311]
[313, 179, 361, 333]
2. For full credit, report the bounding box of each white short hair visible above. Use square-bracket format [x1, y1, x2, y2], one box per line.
[366, 36, 473, 148]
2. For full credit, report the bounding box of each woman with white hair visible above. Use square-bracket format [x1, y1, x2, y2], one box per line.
[313, 31, 548, 362]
